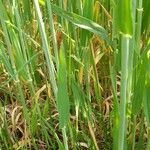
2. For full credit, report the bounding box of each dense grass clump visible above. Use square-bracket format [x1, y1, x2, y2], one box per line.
[0, 0, 150, 149]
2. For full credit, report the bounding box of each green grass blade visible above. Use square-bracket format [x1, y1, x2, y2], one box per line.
[51, 4, 112, 46]
[115, 0, 133, 35]
[57, 46, 70, 128]
[33, 0, 57, 96]
[119, 35, 130, 150]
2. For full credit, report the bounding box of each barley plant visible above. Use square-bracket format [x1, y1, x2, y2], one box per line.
[0, 0, 150, 149]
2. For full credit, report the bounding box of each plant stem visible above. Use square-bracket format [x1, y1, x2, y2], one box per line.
[62, 127, 69, 150]
[118, 35, 130, 150]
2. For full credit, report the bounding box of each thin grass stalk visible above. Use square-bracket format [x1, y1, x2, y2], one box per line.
[62, 127, 69, 150]
[64, 0, 73, 94]
[132, 0, 143, 90]
[132, 2, 143, 148]
[128, 2, 137, 149]
[135, 0, 143, 56]
[46, 0, 59, 70]
[133, 0, 143, 83]
[33, 0, 57, 97]
[90, 41, 102, 102]
[110, 65, 119, 150]
[14, 5, 35, 96]
[118, 35, 130, 150]
[88, 120, 99, 150]
[84, 47, 91, 103]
